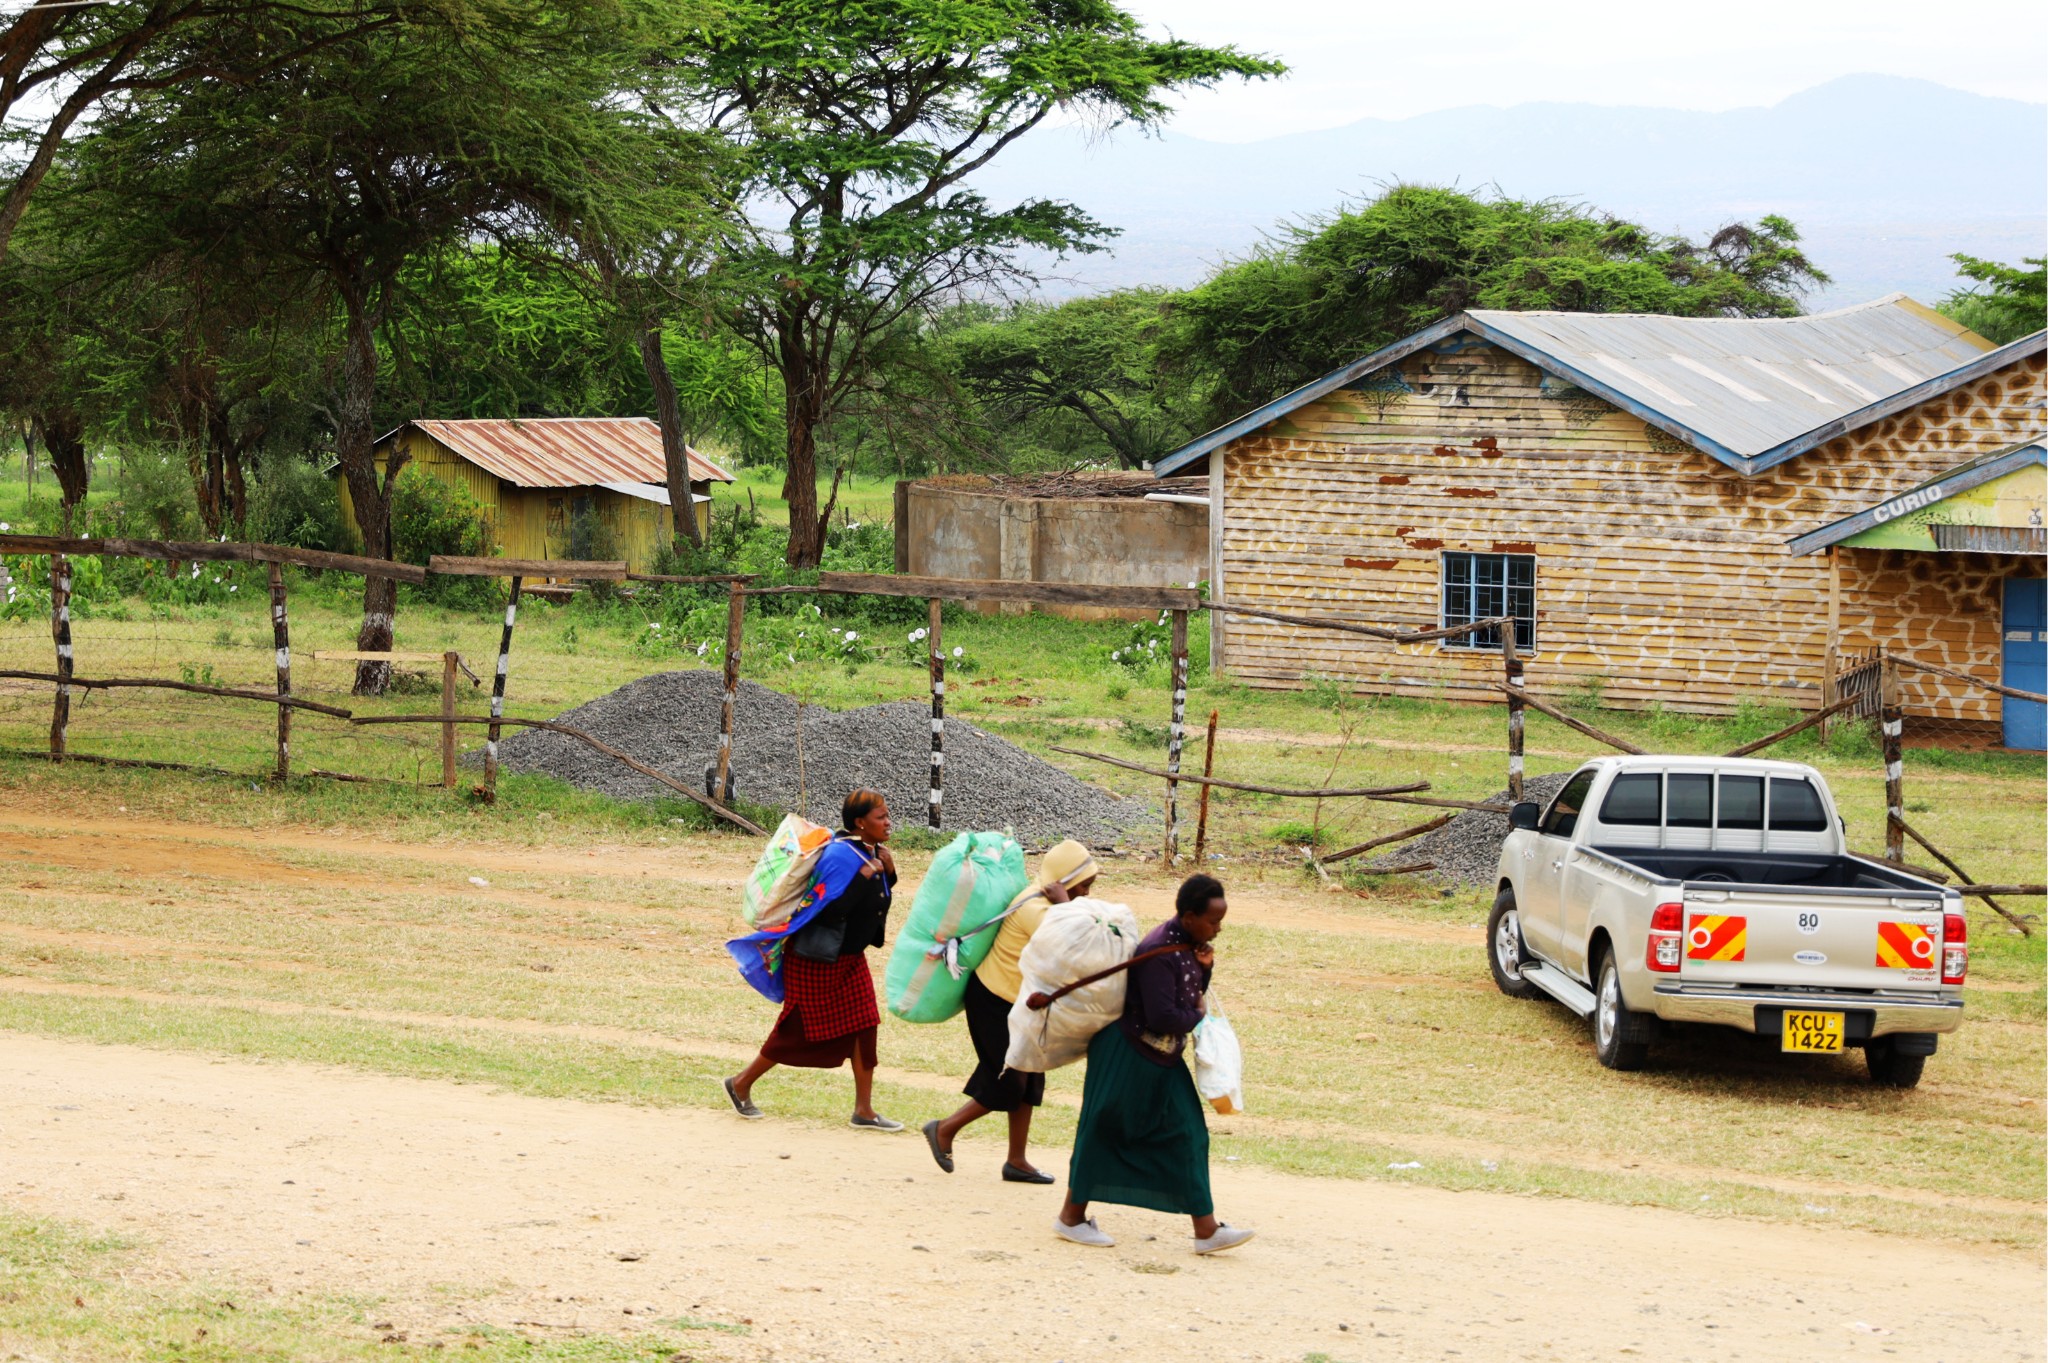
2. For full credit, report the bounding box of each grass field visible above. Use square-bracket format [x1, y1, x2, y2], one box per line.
[3, 461, 2044, 1357]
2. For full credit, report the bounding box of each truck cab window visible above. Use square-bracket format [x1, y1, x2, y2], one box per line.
[1541, 770, 1597, 837]
[1768, 777, 1830, 832]
[1718, 775, 1764, 831]
[1667, 774, 1713, 828]
[1599, 772, 1662, 826]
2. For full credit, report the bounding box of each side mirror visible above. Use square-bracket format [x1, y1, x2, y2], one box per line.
[1508, 802, 1541, 831]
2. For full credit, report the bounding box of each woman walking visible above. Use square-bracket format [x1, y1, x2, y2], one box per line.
[724, 790, 904, 1131]
[1053, 873, 1253, 1254]
[922, 839, 1099, 1183]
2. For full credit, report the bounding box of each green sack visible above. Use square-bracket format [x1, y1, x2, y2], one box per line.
[885, 830, 1028, 1024]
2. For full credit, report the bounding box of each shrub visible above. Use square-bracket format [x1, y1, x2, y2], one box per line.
[107, 447, 200, 541]
[390, 466, 497, 607]
[248, 454, 347, 552]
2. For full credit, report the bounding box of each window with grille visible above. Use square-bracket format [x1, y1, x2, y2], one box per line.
[1439, 552, 1536, 651]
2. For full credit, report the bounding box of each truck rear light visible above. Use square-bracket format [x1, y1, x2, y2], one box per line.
[1941, 912, 1968, 985]
[1646, 902, 1683, 973]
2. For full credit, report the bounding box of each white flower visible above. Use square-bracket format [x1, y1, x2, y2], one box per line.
[812, 605, 822, 616]
[1111, 651, 1121, 661]
[1187, 579, 1198, 589]
[845, 631, 858, 642]
[952, 646, 963, 659]
[228, 585, 237, 593]
[696, 641, 708, 656]
[212, 575, 221, 584]
[847, 521, 860, 530]
[649, 622, 661, 631]
[787, 652, 796, 664]
[0, 522, 10, 531]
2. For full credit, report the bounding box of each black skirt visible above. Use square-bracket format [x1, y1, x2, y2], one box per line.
[961, 972, 1045, 1111]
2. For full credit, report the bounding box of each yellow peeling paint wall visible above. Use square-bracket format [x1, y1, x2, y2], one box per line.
[1215, 344, 2047, 719]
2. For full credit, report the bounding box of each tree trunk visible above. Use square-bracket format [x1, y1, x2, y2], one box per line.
[40, 413, 88, 534]
[635, 315, 704, 553]
[334, 291, 403, 695]
[778, 326, 838, 569]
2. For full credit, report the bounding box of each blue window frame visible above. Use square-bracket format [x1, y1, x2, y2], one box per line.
[1440, 552, 1536, 651]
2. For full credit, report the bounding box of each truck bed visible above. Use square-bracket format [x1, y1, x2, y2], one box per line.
[1588, 848, 1940, 895]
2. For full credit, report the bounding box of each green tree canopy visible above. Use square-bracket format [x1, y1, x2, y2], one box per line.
[1939, 254, 2046, 347]
[1164, 185, 1829, 424]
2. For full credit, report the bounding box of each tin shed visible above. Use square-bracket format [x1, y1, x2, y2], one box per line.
[340, 418, 735, 572]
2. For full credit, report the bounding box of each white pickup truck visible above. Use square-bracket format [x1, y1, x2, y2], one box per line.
[1488, 755, 1966, 1088]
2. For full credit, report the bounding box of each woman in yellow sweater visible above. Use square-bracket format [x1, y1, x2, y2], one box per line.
[922, 839, 1099, 1183]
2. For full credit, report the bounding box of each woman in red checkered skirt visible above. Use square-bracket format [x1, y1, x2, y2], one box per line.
[724, 790, 904, 1131]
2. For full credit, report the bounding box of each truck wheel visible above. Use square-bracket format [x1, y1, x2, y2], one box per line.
[1592, 950, 1652, 1071]
[1487, 889, 1541, 999]
[1865, 1039, 1927, 1089]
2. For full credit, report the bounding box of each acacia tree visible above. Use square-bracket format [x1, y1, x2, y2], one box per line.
[674, 0, 1280, 566]
[76, 0, 705, 692]
[1167, 185, 1830, 422]
[0, 0, 409, 265]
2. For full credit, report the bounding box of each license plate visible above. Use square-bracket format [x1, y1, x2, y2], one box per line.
[1782, 1010, 1844, 1053]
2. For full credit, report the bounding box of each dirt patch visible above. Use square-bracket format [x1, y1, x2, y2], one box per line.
[4, 1033, 2037, 1363]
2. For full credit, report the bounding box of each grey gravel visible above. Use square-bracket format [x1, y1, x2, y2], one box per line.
[1366, 770, 1575, 887]
[490, 669, 1148, 845]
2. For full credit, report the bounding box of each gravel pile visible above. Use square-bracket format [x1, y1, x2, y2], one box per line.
[1366, 770, 1575, 887]
[492, 669, 1148, 845]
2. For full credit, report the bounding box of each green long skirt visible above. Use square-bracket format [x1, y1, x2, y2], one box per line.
[1067, 1024, 1214, 1217]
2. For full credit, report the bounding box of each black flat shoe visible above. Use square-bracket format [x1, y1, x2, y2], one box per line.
[1002, 1162, 1055, 1185]
[922, 1120, 954, 1173]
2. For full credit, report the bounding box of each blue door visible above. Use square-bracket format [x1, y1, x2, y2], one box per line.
[2003, 578, 2047, 751]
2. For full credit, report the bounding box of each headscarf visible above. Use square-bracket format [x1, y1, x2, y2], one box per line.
[1039, 839, 1099, 894]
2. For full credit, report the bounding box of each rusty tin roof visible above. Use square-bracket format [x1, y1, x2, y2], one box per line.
[390, 418, 735, 489]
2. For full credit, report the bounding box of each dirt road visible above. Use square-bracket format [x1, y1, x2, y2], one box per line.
[3, 1033, 2037, 1363]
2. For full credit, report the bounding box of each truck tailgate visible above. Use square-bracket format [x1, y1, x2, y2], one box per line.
[1678, 887, 1950, 991]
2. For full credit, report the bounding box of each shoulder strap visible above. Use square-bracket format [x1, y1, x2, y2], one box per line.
[1025, 944, 1191, 1011]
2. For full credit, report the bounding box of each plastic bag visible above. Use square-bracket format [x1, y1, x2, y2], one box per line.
[1004, 897, 1140, 1072]
[742, 814, 837, 931]
[885, 830, 1028, 1024]
[1193, 991, 1245, 1115]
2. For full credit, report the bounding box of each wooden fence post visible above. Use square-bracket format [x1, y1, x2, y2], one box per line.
[49, 553, 71, 759]
[716, 585, 744, 800]
[1163, 608, 1190, 866]
[483, 576, 523, 799]
[1881, 651, 1904, 863]
[1193, 708, 1219, 866]
[1502, 627, 1524, 802]
[927, 597, 944, 829]
[440, 651, 459, 787]
[269, 562, 291, 781]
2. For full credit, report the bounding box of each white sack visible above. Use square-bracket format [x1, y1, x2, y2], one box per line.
[1193, 991, 1245, 1115]
[1004, 897, 1141, 1073]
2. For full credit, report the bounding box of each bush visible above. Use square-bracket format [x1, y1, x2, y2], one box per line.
[390, 466, 497, 607]
[248, 454, 347, 552]
[107, 447, 200, 541]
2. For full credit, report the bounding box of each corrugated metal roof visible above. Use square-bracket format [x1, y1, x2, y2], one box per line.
[1469, 295, 1992, 461]
[395, 418, 735, 489]
[1152, 296, 2039, 479]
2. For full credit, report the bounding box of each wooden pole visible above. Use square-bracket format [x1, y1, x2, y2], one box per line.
[1322, 813, 1457, 866]
[1822, 547, 1842, 734]
[483, 576, 522, 799]
[1895, 816, 2033, 936]
[268, 561, 291, 781]
[716, 586, 744, 800]
[1502, 627, 1524, 801]
[1047, 745, 1426, 798]
[48, 553, 70, 759]
[1163, 608, 1190, 866]
[440, 651, 459, 788]
[1193, 708, 1219, 866]
[927, 597, 944, 829]
[1881, 651, 1904, 864]
[1489, 683, 1645, 755]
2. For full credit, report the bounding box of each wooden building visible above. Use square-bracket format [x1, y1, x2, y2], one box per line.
[1153, 295, 2047, 743]
[339, 418, 734, 572]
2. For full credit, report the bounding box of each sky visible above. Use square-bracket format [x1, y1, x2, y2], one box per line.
[1119, 0, 2048, 142]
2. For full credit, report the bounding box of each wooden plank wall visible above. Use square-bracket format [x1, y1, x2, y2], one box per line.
[1218, 343, 2046, 719]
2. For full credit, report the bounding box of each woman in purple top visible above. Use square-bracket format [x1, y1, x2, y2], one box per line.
[1052, 874, 1254, 1255]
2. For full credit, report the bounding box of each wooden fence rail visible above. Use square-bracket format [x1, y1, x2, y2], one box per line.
[0, 670, 353, 719]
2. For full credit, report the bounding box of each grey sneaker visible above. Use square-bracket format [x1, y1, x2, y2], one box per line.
[1193, 1223, 1255, 1255]
[849, 1112, 904, 1132]
[1053, 1216, 1115, 1248]
[722, 1077, 763, 1120]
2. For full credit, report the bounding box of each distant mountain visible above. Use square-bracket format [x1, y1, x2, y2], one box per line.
[969, 75, 2046, 308]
